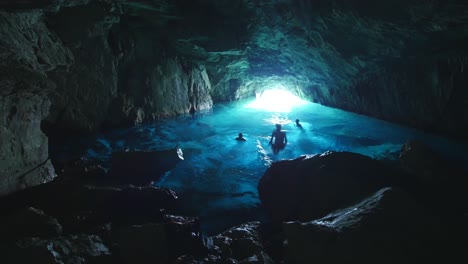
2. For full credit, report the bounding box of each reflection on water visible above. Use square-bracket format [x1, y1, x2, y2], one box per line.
[52, 98, 468, 234]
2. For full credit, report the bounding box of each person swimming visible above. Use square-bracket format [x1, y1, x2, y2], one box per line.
[269, 124, 287, 154]
[235, 133, 246, 141]
[295, 119, 303, 128]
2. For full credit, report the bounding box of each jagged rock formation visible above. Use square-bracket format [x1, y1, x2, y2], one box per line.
[0, 9, 72, 196]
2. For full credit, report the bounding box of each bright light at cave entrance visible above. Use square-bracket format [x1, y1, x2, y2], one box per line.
[246, 88, 307, 112]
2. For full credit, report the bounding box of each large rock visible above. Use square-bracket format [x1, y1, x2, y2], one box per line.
[0, 10, 72, 196]
[258, 151, 399, 223]
[283, 187, 459, 264]
[0, 86, 56, 196]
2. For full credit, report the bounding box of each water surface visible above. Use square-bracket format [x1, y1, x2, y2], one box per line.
[56, 99, 468, 234]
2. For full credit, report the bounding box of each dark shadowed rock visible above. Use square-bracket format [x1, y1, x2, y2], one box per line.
[211, 222, 273, 264]
[109, 148, 184, 185]
[258, 151, 400, 223]
[114, 214, 207, 264]
[0, 207, 62, 240]
[0, 9, 71, 196]
[283, 187, 459, 264]
[398, 140, 468, 216]
[172, 221, 273, 264]
[0, 179, 179, 234]
[6, 234, 112, 264]
[114, 223, 168, 264]
[399, 139, 464, 185]
[58, 185, 179, 231]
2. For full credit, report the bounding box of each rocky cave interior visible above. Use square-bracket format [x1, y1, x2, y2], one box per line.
[1, 0, 468, 263]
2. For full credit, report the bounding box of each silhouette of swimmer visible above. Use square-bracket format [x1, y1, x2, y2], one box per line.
[295, 119, 303, 128]
[235, 133, 246, 141]
[189, 105, 196, 118]
[269, 124, 287, 154]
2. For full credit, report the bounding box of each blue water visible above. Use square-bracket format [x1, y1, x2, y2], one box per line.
[70, 99, 467, 234]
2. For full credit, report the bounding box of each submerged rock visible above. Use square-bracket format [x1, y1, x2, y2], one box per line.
[258, 151, 398, 223]
[109, 148, 184, 185]
[283, 187, 457, 264]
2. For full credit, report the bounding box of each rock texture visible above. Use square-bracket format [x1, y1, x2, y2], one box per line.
[283, 187, 459, 264]
[258, 151, 399, 223]
[181, 0, 468, 139]
[0, 9, 72, 195]
[8, 234, 112, 264]
[44, 1, 120, 134]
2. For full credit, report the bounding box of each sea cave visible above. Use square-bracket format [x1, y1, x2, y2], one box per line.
[0, 0, 467, 263]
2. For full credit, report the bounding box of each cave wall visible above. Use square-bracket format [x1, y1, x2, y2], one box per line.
[0, 0, 214, 195]
[44, 1, 120, 134]
[0, 9, 72, 196]
[105, 19, 212, 126]
[183, 0, 468, 139]
[288, 0, 468, 139]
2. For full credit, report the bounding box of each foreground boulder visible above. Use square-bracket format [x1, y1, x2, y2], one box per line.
[258, 151, 399, 223]
[109, 148, 184, 185]
[283, 187, 459, 264]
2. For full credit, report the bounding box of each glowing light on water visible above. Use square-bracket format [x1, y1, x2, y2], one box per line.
[264, 113, 291, 125]
[246, 88, 307, 112]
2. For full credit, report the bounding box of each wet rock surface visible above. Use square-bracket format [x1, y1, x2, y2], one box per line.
[283, 187, 461, 264]
[258, 151, 399, 223]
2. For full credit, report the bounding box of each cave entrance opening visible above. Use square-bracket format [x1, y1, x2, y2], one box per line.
[245, 86, 308, 113]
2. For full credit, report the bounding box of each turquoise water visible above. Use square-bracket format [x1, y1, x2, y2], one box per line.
[75, 98, 467, 234]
